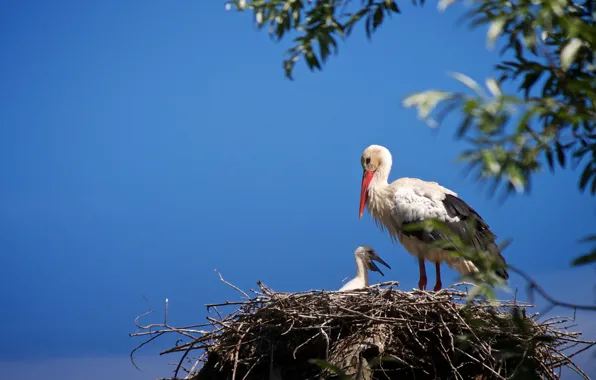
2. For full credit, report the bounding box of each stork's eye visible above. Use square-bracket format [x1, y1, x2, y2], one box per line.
[365, 157, 371, 165]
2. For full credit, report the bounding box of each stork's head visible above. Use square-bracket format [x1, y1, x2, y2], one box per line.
[359, 145, 392, 219]
[354, 245, 391, 276]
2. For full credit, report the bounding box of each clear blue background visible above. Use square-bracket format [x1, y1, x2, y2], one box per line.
[1, 1, 594, 379]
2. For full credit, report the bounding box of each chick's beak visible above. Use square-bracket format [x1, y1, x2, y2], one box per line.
[367, 250, 391, 276]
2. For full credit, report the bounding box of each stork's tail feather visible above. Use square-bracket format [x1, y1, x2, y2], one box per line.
[496, 268, 509, 280]
[494, 252, 509, 280]
[486, 240, 509, 281]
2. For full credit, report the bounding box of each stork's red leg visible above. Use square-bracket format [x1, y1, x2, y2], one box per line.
[418, 258, 427, 290]
[434, 262, 442, 292]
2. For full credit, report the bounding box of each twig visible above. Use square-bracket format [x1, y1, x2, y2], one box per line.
[509, 266, 596, 311]
[215, 269, 250, 299]
[173, 342, 194, 379]
[130, 332, 165, 371]
[186, 356, 203, 380]
[164, 298, 169, 325]
[293, 332, 321, 359]
[232, 323, 247, 380]
[134, 295, 154, 329]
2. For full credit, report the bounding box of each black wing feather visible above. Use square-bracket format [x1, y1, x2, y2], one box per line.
[402, 193, 509, 280]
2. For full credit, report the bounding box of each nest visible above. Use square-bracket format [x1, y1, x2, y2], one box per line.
[131, 280, 595, 380]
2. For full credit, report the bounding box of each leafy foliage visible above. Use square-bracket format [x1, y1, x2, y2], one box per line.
[402, 0, 595, 264]
[227, 0, 596, 268]
[404, 0, 596, 199]
[225, 0, 421, 78]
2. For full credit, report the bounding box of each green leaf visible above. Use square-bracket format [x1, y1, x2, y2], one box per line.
[486, 78, 501, 97]
[487, 18, 506, 49]
[560, 38, 583, 71]
[467, 283, 496, 302]
[519, 71, 542, 98]
[555, 141, 566, 168]
[513, 37, 523, 59]
[571, 235, 596, 266]
[457, 115, 473, 138]
[578, 235, 596, 243]
[541, 74, 556, 97]
[308, 359, 352, 380]
[372, 5, 384, 30]
[571, 251, 596, 266]
[449, 72, 485, 96]
[482, 150, 501, 174]
[544, 148, 555, 172]
[507, 165, 525, 192]
[384, 0, 400, 13]
[579, 164, 594, 191]
[401, 90, 453, 122]
[437, 0, 456, 12]
[368, 355, 399, 368]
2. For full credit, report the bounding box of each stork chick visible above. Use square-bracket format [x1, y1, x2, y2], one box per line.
[358, 144, 509, 291]
[339, 246, 391, 291]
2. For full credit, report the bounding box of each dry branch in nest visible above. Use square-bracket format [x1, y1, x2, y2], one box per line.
[130, 280, 595, 380]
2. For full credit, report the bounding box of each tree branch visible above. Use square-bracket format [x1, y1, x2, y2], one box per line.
[509, 266, 596, 311]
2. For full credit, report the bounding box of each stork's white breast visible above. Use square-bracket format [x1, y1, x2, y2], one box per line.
[391, 178, 460, 225]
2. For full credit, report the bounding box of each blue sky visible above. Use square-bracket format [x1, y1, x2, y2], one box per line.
[0, 0, 594, 379]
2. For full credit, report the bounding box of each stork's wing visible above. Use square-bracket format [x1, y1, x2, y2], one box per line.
[393, 179, 509, 280]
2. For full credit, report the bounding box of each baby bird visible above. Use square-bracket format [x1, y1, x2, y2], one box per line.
[339, 246, 391, 291]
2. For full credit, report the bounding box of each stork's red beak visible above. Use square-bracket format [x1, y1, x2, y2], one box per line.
[359, 170, 374, 219]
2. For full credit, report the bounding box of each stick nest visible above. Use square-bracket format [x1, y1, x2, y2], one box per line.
[132, 281, 595, 380]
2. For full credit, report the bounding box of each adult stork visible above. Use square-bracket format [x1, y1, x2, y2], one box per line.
[339, 246, 391, 291]
[358, 144, 508, 291]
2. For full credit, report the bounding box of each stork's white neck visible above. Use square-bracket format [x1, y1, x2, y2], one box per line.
[371, 166, 390, 188]
[354, 257, 369, 285]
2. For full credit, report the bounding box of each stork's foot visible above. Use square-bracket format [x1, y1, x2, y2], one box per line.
[418, 277, 427, 291]
[433, 281, 442, 292]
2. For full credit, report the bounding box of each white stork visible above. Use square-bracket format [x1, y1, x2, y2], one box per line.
[358, 144, 509, 291]
[339, 246, 391, 291]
